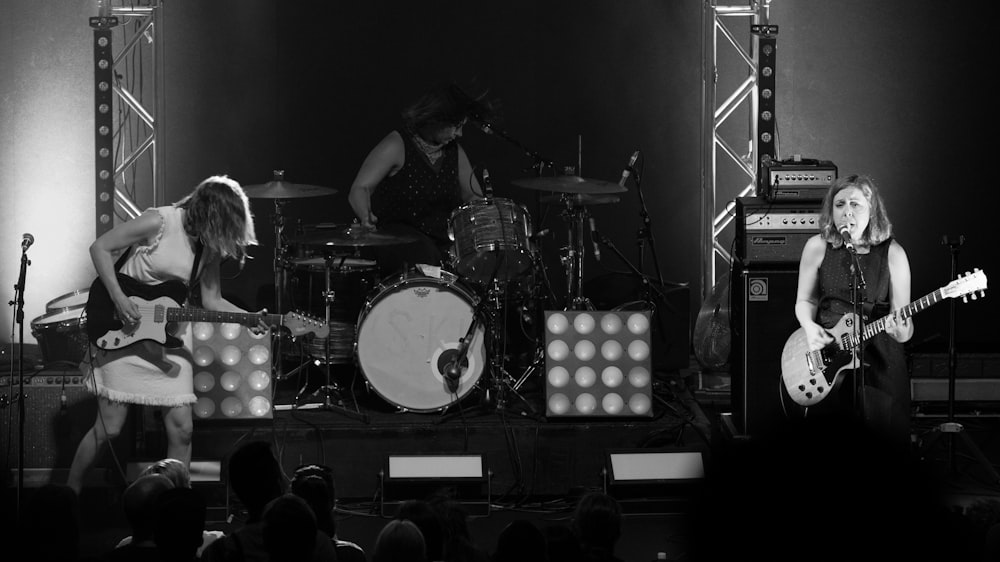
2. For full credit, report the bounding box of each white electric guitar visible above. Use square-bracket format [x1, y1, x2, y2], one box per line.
[780, 268, 987, 407]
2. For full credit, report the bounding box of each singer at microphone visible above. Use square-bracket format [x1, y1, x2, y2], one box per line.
[618, 150, 639, 187]
[838, 224, 856, 253]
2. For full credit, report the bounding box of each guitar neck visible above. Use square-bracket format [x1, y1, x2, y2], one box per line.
[851, 287, 945, 348]
[166, 308, 281, 326]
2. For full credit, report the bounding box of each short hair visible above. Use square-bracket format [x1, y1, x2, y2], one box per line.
[123, 474, 176, 540]
[818, 174, 894, 248]
[175, 174, 258, 266]
[571, 492, 622, 550]
[226, 440, 284, 516]
[374, 519, 426, 562]
[141, 457, 191, 488]
[262, 493, 318, 562]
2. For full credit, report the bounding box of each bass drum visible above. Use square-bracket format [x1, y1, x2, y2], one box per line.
[355, 270, 485, 412]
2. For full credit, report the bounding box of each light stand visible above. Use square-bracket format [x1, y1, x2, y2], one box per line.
[920, 235, 1000, 484]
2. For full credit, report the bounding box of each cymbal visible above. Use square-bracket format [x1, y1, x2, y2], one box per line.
[289, 226, 418, 247]
[512, 175, 627, 194]
[540, 193, 621, 206]
[243, 180, 338, 199]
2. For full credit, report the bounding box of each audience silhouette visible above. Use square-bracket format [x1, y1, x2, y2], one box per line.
[199, 440, 337, 562]
[261, 493, 321, 562]
[491, 519, 547, 562]
[290, 463, 367, 562]
[570, 492, 624, 562]
[106, 473, 176, 561]
[373, 518, 426, 562]
[152, 486, 207, 561]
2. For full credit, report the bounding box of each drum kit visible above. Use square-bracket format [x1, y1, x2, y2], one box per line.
[241, 169, 627, 416]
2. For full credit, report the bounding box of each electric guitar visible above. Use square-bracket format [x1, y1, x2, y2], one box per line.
[780, 268, 987, 407]
[86, 273, 328, 351]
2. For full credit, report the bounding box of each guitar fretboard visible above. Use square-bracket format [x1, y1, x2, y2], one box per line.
[849, 288, 944, 349]
[165, 308, 282, 326]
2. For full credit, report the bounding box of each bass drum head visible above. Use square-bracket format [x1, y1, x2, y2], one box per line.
[355, 272, 485, 412]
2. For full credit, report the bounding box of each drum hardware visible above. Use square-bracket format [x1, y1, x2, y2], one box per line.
[281, 253, 370, 423]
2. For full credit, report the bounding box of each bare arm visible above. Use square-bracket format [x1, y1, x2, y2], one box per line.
[199, 258, 269, 330]
[884, 240, 914, 343]
[90, 210, 164, 323]
[348, 132, 404, 228]
[457, 144, 483, 202]
[794, 234, 835, 351]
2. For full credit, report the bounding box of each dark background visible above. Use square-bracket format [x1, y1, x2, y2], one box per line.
[3, 1, 995, 353]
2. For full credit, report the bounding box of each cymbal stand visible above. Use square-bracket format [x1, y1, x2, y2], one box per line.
[559, 203, 594, 310]
[628, 154, 666, 293]
[297, 255, 368, 423]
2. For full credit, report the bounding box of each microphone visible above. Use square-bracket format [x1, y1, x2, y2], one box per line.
[589, 217, 601, 261]
[443, 343, 469, 394]
[528, 228, 551, 241]
[618, 150, 639, 187]
[21, 233, 34, 252]
[838, 224, 855, 253]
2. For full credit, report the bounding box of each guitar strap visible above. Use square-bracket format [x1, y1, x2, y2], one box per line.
[185, 241, 204, 305]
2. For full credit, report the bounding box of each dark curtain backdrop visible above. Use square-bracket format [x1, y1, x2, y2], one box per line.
[157, 1, 995, 351]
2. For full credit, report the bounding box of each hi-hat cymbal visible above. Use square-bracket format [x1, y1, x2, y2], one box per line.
[512, 175, 627, 194]
[540, 193, 621, 206]
[289, 226, 418, 247]
[244, 180, 338, 199]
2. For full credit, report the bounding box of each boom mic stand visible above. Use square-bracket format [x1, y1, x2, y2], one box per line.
[920, 235, 1000, 484]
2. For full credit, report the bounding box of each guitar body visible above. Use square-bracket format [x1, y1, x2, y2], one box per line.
[86, 274, 188, 350]
[780, 313, 860, 407]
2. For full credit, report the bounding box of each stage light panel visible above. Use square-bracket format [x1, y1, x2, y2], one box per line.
[544, 311, 654, 418]
[191, 322, 273, 421]
[380, 454, 491, 517]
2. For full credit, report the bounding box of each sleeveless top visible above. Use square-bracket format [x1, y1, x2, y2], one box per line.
[370, 129, 463, 244]
[816, 239, 910, 445]
[82, 206, 199, 407]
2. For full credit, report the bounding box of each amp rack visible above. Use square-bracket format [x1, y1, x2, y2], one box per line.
[735, 196, 822, 266]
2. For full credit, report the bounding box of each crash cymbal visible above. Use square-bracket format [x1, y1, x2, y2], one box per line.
[244, 180, 338, 199]
[289, 226, 418, 247]
[512, 175, 627, 194]
[540, 193, 621, 206]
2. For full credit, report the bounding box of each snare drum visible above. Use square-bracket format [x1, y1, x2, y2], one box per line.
[284, 255, 378, 364]
[31, 306, 89, 365]
[45, 288, 90, 311]
[448, 198, 533, 286]
[355, 270, 485, 412]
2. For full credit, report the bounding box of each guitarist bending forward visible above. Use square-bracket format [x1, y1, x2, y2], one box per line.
[67, 175, 267, 494]
[793, 174, 913, 450]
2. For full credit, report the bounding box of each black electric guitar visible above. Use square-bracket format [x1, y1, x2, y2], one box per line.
[86, 273, 328, 351]
[780, 268, 987, 407]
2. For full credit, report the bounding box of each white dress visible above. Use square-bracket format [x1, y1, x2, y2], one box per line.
[83, 206, 198, 407]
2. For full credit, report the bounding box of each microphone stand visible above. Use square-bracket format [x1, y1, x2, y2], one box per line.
[629, 160, 666, 292]
[846, 246, 867, 423]
[9, 244, 31, 519]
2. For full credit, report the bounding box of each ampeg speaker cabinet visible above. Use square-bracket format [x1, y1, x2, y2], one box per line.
[729, 268, 803, 437]
[735, 197, 821, 265]
[0, 375, 97, 470]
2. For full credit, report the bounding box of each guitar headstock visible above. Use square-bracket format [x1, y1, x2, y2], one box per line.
[943, 268, 987, 302]
[282, 311, 330, 339]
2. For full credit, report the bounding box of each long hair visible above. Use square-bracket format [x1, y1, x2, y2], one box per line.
[175, 175, 257, 265]
[401, 83, 495, 133]
[818, 174, 893, 248]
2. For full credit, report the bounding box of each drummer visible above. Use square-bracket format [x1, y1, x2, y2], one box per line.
[347, 83, 491, 277]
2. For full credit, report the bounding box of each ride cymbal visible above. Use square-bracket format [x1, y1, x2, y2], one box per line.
[512, 175, 627, 194]
[540, 193, 621, 206]
[243, 180, 338, 199]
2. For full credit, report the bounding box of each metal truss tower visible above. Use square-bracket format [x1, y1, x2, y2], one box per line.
[90, 0, 164, 237]
[700, 0, 774, 300]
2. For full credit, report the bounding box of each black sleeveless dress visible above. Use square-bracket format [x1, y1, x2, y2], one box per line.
[369, 129, 463, 276]
[814, 238, 910, 448]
